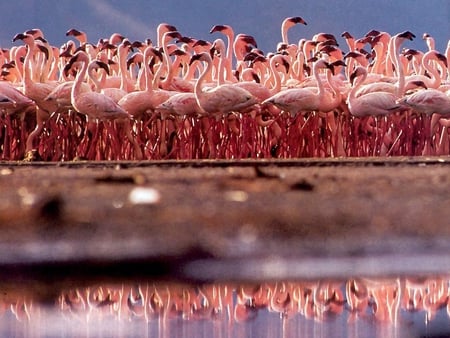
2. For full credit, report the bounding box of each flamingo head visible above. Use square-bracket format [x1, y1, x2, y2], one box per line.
[398, 31, 416, 41]
[349, 66, 366, 85]
[283, 16, 307, 29]
[12, 33, 33, 44]
[189, 52, 210, 66]
[341, 31, 354, 39]
[209, 24, 232, 34]
[434, 52, 448, 67]
[328, 60, 346, 75]
[35, 42, 50, 60]
[145, 47, 164, 62]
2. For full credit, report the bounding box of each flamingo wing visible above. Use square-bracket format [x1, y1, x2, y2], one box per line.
[77, 92, 128, 120]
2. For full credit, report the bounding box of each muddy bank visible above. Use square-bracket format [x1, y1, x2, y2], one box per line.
[0, 157, 449, 297]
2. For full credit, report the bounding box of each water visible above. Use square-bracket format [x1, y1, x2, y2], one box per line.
[1, 277, 449, 338]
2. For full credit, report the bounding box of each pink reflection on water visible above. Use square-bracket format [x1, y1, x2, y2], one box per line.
[0, 276, 449, 337]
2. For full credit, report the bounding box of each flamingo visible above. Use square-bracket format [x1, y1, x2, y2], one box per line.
[405, 50, 447, 89]
[118, 45, 179, 157]
[44, 60, 106, 112]
[347, 66, 407, 117]
[399, 87, 450, 118]
[261, 59, 340, 116]
[210, 24, 236, 82]
[118, 46, 165, 119]
[158, 30, 186, 91]
[189, 52, 258, 118]
[0, 81, 35, 115]
[96, 39, 135, 102]
[280, 16, 307, 45]
[347, 66, 410, 156]
[12, 32, 60, 159]
[189, 52, 259, 157]
[66, 28, 88, 46]
[67, 50, 142, 160]
[350, 31, 415, 98]
[156, 23, 178, 47]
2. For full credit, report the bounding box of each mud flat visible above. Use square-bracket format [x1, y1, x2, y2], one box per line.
[0, 157, 449, 296]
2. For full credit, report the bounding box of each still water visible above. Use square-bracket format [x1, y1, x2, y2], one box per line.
[2, 277, 449, 338]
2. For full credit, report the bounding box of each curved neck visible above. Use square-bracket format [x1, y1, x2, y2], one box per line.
[313, 62, 326, 97]
[326, 68, 340, 103]
[194, 56, 212, 98]
[214, 41, 227, 85]
[281, 21, 290, 44]
[269, 56, 284, 94]
[152, 57, 166, 90]
[390, 35, 406, 97]
[349, 70, 366, 101]
[160, 37, 175, 89]
[87, 63, 102, 93]
[22, 42, 35, 90]
[117, 45, 130, 91]
[421, 51, 442, 88]
[292, 51, 305, 82]
[143, 52, 155, 92]
[72, 59, 88, 106]
[223, 28, 235, 81]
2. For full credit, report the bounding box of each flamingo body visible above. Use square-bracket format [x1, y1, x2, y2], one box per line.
[190, 52, 258, 117]
[400, 88, 450, 116]
[157, 92, 203, 118]
[262, 59, 340, 115]
[348, 67, 405, 117]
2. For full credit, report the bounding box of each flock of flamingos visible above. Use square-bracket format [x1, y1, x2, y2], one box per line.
[1, 17, 450, 160]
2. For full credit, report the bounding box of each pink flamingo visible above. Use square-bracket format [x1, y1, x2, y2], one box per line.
[158, 31, 186, 91]
[118, 46, 165, 119]
[118, 45, 177, 157]
[280, 16, 307, 45]
[210, 24, 236, 82]
[405, 50, 447, 89]
[190, 52, 258, 119]
[189, 52, 259, 157]
[68, 50, 142, 160]
[65, 28, 87, 47]
[97, 39, 135, 102]
[347, 66, 410, 156]
[43, 60, 98, 112]
[399, 87, 450, 149]
[262, 59, 340, 116]
[12, 32, 60, 159]
[347, 66, 406, 117]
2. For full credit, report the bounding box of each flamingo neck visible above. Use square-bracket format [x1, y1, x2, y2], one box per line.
[88, 64, 102, 93]
[269, 57, 283, 94]
[313, 63, 326, 98]
[194, 56, 212, 100]
[224, 29, 235, 81]
[292, 51, 305, 82]
[118, 46, 129, 91]
[281, 22, 289, 45]
[349, 71, 366, 101]
[326, 69, 341, 104]
[391, 36, 406, 97]
[160, 38, 174, 88]
[216, 50, 227, 86]
[72, 59, 88, 105]
[421, 52, 442, 88]
[143, 52, 155, 92]
[22, 42, 35, 90]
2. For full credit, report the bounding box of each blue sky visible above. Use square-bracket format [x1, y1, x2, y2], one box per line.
[1, 0, 449, 54]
